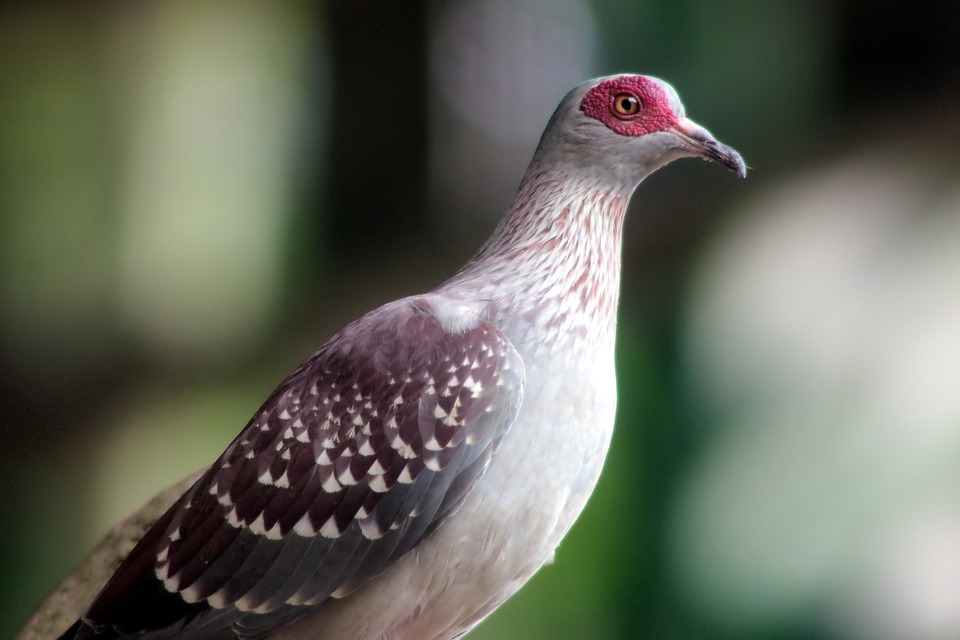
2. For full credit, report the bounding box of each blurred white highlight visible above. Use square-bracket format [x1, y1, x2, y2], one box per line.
[673, 146, 960, 638]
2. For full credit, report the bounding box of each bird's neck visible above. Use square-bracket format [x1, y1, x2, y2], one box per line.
[440, 163, 634, 356]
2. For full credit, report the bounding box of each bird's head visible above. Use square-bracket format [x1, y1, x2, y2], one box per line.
[536, 74, 746, 187]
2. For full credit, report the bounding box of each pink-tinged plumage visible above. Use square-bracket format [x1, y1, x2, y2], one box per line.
[52, 74, 745, 640]
[447, 170, 632, 355]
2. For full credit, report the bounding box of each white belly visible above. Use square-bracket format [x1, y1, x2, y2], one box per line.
[277, 348, 617, 640]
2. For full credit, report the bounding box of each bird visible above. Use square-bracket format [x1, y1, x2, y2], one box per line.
[51, 73, 745, 640]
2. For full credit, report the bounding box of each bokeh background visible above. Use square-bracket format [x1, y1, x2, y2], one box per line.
[3, 1, 960, 638]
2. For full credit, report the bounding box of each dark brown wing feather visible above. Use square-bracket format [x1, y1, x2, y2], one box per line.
[64, 296, 524, 640]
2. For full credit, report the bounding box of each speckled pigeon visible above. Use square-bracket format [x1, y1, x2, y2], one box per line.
[52, 74, 745, 640]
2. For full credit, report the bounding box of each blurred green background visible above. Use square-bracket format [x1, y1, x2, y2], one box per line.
[3, 1, 960, 638]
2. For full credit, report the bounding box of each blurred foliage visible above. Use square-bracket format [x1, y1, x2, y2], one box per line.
[2, 1, 960, 639]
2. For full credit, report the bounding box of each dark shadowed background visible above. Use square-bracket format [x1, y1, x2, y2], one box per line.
[3, 1, 960, 638]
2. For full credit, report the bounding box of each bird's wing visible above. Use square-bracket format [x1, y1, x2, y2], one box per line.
[67, 295, 525, 640]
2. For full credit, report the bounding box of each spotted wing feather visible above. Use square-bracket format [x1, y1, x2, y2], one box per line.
[67, 296, 524, 639]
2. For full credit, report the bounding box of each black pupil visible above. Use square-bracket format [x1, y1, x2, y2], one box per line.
[620, 97, 634, 112]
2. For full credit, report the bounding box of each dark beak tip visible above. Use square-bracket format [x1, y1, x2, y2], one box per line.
[708, 143, 747, 179]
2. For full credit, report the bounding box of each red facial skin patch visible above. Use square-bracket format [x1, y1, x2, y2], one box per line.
[580, 76, 679, 136]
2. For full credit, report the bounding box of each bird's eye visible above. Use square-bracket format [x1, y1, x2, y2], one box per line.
[612, 93, 640, 117]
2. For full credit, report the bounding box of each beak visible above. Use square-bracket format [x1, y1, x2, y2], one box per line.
[670, 117, 747, 178]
